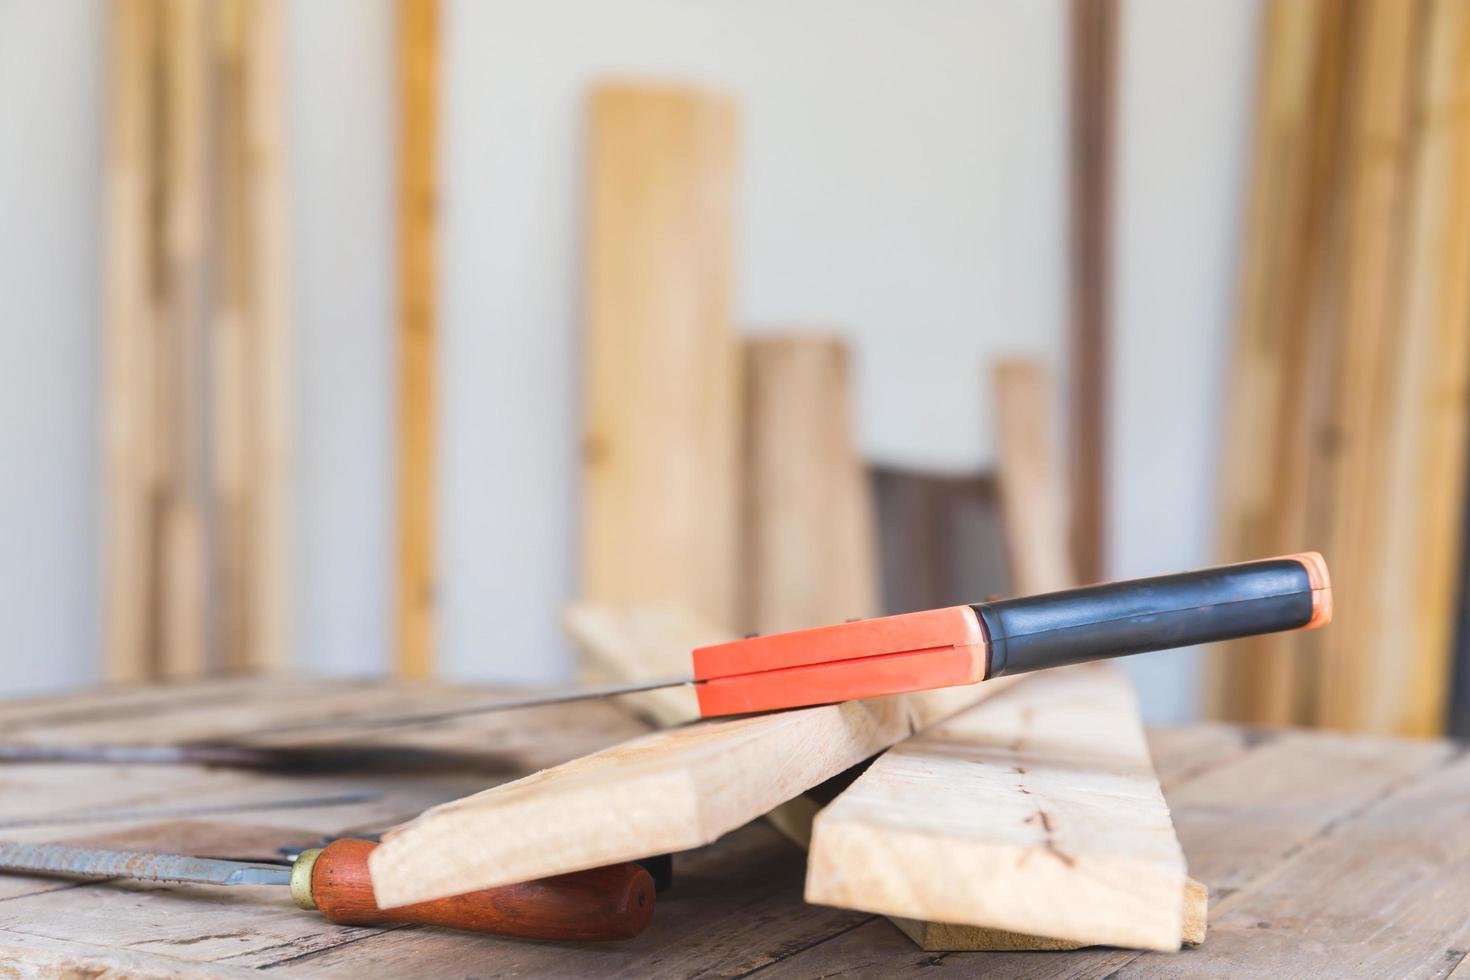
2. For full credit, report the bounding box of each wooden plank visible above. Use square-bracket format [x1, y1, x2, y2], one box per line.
[807, 664, 1187, 952]
[1067, 0, 1117, 585]
[564, 603, 710, 726]
[993, 360, 1075, 595]
[1211, 0, 1351, 725]
[394, 0, 438, 680]
[1314, 0, 1424, 733]
[741, 334, 879, 633]
[103, 0, 161, 684]
[158, 0, 212, 680]
[368, 695, 921, 907]
[241, 0, 292, 674]
[1371, 0, 1470, 736]
[580, 84, 741, 632]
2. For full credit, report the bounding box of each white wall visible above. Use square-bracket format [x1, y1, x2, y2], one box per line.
[438, 0, 1069, 685]
[0, 1, 1261, 721]
[287, 0, 396, 678]
[1110, 0, 1261, 721]
[0, 2, 104, 697]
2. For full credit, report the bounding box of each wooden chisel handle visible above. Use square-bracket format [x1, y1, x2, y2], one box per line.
[294, 839, 655, 941]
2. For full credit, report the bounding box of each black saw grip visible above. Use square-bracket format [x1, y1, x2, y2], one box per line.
[975, 556, 1327, 679]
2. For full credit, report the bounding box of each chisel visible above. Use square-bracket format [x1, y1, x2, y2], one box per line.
[0, 838, 654, 941]
[286, 552, 1331, 725]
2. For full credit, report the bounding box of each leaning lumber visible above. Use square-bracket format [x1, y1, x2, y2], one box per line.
[806, 662, 1189, 951]
[581, 84, 742, 631]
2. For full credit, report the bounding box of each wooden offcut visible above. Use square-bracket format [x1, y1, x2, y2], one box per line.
[741, 334, 879, 634]
[394, 0, 439, 680]
[580, 84, 742, 631]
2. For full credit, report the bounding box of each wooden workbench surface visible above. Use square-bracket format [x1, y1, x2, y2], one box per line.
[0, 678, 1464, 978]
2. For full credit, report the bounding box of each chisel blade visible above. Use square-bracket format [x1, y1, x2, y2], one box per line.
[0, 840, 292, 887]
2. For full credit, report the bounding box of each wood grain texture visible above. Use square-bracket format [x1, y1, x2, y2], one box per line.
[580, 84, 741, 631]
[103, 0, 162, 683]
[103, 0, 292, 682]
[368, 695, 920, 907]
[395, 0, 439, 680]
[1212, 0, 1345, 725]
[993, 360, 1075, 595]
[807, 663, 1188, 952]
[309, 839, 654, 940]
[741, 334, 879, 634]
[1313, 0, 1424, 732]
[241, 0, 292, 674]
[1370, 0, 1470, 736]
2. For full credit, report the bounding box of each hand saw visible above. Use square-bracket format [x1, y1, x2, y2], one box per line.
[298, 552, 1330, 727]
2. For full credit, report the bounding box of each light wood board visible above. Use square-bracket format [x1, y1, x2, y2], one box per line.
[580, 83, 742, 631]
[741, 334, 879, 634]
[368, 694, 923, 907]
[394, 0, 439, 680]
[1367, 0, 1470, 735]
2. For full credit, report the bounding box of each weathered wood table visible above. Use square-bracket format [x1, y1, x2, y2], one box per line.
[0, 677, 1464, 978]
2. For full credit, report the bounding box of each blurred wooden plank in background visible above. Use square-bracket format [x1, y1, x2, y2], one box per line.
[1215, 0, 1470, 735]
[1385, 0, 1470, 736]
[103, 0, 291, 681]
[1067, 0, 1117, 586]
[580, 84, 741, 632]
[394, 0, 438, 679]
[1212, 0, 1347, 726]
[103, 0, 162, 683]
[741, 334, 879, 634]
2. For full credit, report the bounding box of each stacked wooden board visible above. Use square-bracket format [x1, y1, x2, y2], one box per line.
[1213, 0, 1470, 735]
